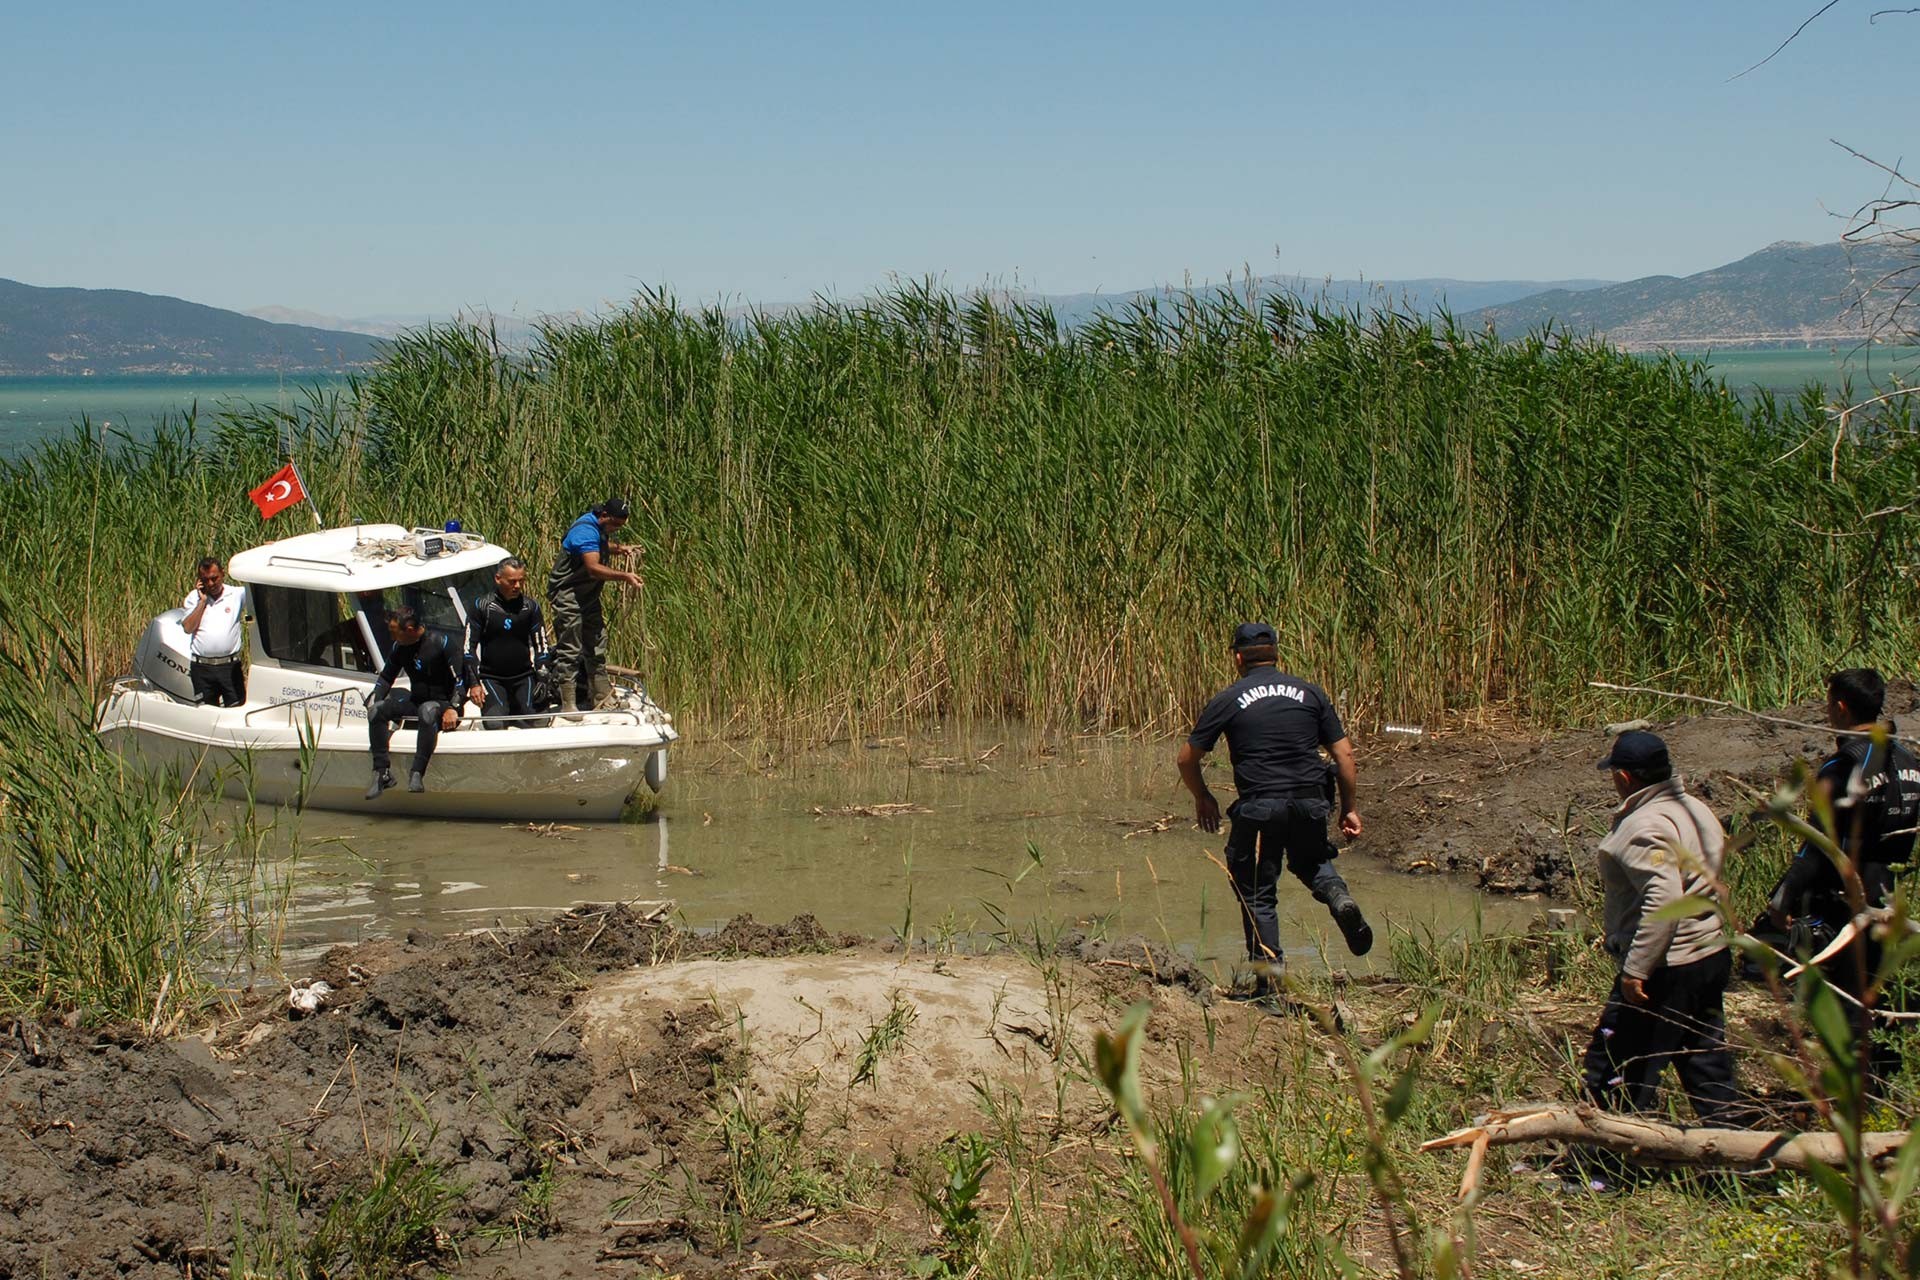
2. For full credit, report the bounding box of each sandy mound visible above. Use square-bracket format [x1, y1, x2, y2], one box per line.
[580, 951, 1087, 1130]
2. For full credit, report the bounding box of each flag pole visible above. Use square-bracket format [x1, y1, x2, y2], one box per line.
[288, 454, 324, 529]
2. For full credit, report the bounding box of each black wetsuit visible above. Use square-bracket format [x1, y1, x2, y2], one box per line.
[1188, 665, 1353, 964]
[466, 590, 544, 728]
[369, 630, 465, 777]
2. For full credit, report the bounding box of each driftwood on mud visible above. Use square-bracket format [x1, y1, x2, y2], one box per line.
[1422, 1103, 1908, 1181]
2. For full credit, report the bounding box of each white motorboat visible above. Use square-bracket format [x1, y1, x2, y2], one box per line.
[95, 524, 677, 821]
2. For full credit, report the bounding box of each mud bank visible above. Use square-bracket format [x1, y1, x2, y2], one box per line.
[0, 907, 1219, 1278]
[0, 896, 1833, 1279]
[1359, 693, 1912, 894]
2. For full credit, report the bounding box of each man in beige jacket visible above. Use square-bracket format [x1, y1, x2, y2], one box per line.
[1580, 731, 1743, 1127]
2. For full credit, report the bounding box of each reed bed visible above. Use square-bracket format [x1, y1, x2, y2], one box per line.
[2, 287, 1915, 739]
[0, 592, 289, 1025]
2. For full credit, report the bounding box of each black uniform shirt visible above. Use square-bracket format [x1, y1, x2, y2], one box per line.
[467, 591, 542, 680]
[1774, 730, 1920, 916]
[1187, 665, 1346, 799]
[1820, 734, 1920, 868]
[376, 630, 463, 705]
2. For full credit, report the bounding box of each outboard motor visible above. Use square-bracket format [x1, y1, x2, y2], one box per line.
[132, 608, 199, 702]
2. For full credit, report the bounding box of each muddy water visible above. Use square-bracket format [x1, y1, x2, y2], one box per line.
[275, 728, 1536, 976]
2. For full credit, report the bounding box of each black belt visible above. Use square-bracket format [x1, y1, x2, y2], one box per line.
[192, 653, 240, 667]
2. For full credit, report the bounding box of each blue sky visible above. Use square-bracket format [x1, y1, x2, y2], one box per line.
[4, 1, 1909, 318]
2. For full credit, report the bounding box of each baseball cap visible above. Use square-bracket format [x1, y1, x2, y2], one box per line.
[1231, 622, 1277, 651]
[1596, 730, 1669, 774]
[598, 496, 633, 520]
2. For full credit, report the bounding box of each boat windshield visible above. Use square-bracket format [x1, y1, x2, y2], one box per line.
[355, 562, 508, 666]
[254, 585, 379, 673]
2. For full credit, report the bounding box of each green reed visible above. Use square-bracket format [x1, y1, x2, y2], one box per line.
[0, 589, 289, 1025]
[3, 287, 1916, 738]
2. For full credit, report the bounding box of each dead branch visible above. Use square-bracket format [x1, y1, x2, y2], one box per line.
[1422, 1103, 1906, 1171]
[1586, 680, 1920, 747]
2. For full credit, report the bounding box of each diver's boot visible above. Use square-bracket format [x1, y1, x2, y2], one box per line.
[364, 768, 393, 800]
[407, 771, 426, 794]
[557, 690, 582, 722]
[590, 675, 617, 711]
[1327, 889, 1374, 956]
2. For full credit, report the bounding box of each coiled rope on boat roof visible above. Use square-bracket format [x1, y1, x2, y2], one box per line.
[350, 529, 488, 564]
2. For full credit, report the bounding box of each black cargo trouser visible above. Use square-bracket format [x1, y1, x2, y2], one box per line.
[369, 694, 453, 776]
[190, 657, 246, 707]
[1793, 885, 1903, 1083]
[1223, 798, 1351, 964]
[1582, 949, 1746, 1126]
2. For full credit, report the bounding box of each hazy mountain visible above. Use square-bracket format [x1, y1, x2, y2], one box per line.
[1460, 241, 1911, 349]
[244, 305, 566, 350]
[243, 306, 423, 339]
[1029, 274, 1615, 329]
[0, 279, 383, 376]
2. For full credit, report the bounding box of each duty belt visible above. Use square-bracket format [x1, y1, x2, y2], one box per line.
[192, 652, 240, 666]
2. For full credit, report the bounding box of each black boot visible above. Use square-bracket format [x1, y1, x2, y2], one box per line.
[365, 768, 394, 800]
[1328, 890, 1373, 956]
[407, 771, 427, 793]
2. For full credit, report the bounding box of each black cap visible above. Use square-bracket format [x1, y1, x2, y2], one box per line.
[598, 496, 632, 520]
[1597, 730, 1669, 774]
[1231, 622, 1277, 651]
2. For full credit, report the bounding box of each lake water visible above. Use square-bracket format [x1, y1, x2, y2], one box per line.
[0, 373, 350, 457]
[1683, 346, 1920, 401]
[4, 349, 1919, 459]
[268, 728, 1535, 981]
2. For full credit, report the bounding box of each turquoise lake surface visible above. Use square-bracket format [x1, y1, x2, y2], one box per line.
[3, 349, 1916, 458]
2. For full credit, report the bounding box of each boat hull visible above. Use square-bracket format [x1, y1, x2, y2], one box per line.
[97, 688, 673, 822]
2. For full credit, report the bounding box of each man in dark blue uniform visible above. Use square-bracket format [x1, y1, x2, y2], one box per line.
[1178, 622, 1372, 1000]
[465, 557, 546, 729]
[364, 605, 466, 798]
[1766, 667, 1920, 1002]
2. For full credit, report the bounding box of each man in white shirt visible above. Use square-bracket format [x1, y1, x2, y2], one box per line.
[182, 556, 247, 706]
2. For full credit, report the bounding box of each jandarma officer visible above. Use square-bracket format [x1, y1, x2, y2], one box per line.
[181, 556, 247, 707]
[1177, 622, 1374, 1001]
[1766, 667, 1920, 1001]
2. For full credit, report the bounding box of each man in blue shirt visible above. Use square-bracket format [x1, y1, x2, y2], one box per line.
[1178, 622, 1373, 1003]
[547, 496, 644, 718]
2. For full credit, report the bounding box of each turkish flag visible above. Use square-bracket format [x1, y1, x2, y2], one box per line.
[249, 463, 306, 519]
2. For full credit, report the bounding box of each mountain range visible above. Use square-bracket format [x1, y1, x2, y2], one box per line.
[0, 279, 383, 376]
[1458, 240, 1908, 349]
[2, 239, 1909, 376]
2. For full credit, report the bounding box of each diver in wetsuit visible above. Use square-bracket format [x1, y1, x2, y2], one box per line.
[365, 605, 465, 797]
[466, 557, 546, 729]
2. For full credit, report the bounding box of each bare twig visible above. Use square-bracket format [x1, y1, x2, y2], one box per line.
[1729, 0, 1840, 80]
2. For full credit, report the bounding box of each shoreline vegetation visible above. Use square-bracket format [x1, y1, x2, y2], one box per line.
[0, 285, 1915, 736]
[4, 286, 1920, 1275]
